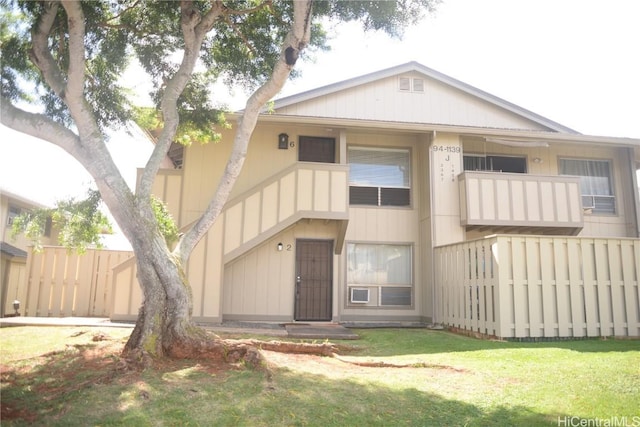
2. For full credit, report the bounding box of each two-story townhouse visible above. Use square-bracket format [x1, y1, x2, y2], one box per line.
[112, 62, 640, 338]
[0, 188, 57, 316]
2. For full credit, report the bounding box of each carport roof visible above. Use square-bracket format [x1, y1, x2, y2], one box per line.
[0, 241, 27, 258]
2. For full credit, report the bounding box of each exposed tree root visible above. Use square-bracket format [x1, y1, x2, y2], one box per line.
[123, 336, 340, 370]
[333, 355, 467, 372]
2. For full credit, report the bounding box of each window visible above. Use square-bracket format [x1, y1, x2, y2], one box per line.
[347, 243, 412, 307]
[560, 158, 615, 214]
[398, 77, 424, 92]
[398, 77, 411, 91]
[6, 206, 21, 226]
[298, 136, 335, 163]
[348, 147, 411, 206]
[463, 154, 527, 173]
[412, 78, 424, 92]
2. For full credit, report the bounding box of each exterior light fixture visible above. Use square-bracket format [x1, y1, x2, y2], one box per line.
[12, 300, 20, 317]
[277, 242, 284, 251]
[278, 133, 289, 149]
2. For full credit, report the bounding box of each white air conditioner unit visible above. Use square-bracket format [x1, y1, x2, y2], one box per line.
[350, 288, 370, 304]
[582, 195, 596, 209]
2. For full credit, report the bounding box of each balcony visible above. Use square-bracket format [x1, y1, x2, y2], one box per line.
[458, 171, 583, 234]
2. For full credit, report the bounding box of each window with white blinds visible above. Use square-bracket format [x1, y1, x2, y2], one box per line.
[559, 158, 615, 214]
[347, 243, 413, 307]
[348, 147, 411, 206]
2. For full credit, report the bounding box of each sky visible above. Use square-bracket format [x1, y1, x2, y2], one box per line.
[1, 0, 639, 246]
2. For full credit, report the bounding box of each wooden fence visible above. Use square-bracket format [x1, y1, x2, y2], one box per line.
[23, 246, 134, 317]
[434, 235, 640, 338]
[1, 256, 27, 317]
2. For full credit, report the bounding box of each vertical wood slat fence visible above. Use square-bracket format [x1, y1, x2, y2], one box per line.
[434, 235, 640, 338]
[23, 247, 134, 317]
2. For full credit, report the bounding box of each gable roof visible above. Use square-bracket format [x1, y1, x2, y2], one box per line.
[271, 61, 578, 134]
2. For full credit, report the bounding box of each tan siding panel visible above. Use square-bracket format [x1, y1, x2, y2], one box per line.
[481, 179, 495, 220]
[243, 193, 261, 244]
[539, 182, 556, 221]
[297, 169, 313, 211]
[224, 203, 243, 254]
[261, 183, 278, 232]
[314, 170, 330, 212]
[496, 179, 510, 220]
[467, 178, 481, 220]
[188, 234, 206, 317]
[279, 173, 295, 221]
[202, 218, 224, 318]
[331, 170, 347, 213]
[525, 181, 540, 221]
[510, 180, 525, 221]
[553, 183, 567, 222]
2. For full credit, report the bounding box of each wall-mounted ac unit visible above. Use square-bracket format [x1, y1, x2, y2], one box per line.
[582, 195, 596, 209]
[350, 288, 370, 304]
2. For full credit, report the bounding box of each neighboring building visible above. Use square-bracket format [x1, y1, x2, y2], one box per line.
[0, 188, 56, 317]
[112, 62, 640, 338]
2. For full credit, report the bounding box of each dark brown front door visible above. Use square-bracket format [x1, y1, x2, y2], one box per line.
[295, 239, 333, 321]
[298, 136, 335, 163]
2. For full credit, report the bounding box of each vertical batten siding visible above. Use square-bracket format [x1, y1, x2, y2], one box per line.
[434, 235, 640, 338]
[459, 172, 583, 229]
[112, 162, 349, 321]
[222, 163, 349, 259]
[275, 74, 550, 131]
[1, 257, 27, 316]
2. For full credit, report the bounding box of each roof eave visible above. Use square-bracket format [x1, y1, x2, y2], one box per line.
[237, 113, 640, 148]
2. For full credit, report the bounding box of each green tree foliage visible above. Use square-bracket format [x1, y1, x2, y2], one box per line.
[2, 0, 438, 139]
[11, 189, 112, 253]
[12, 191, 181, 251]
[151, 196, 180, 247]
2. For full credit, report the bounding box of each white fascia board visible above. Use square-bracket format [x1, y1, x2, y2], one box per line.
[244, 113, 640, 148]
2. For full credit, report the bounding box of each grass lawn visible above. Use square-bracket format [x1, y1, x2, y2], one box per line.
[1, 326, 638, 426]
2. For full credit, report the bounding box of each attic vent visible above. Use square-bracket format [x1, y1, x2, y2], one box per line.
[413, 78, 424, 92]
[398, 77, 411, 91]
[350, 288, 370, 303]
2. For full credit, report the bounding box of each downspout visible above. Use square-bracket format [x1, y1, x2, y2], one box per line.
[428, 130, 437, 325]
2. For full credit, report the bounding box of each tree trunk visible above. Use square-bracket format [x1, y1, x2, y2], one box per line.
[120, 234, 265, 366]
[120, 232, 337, 367]
[120, 1, 316, 366]
[121, 235, 203, 360]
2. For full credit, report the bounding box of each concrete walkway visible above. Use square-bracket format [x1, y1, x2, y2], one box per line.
[0, 316, 359, 340]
